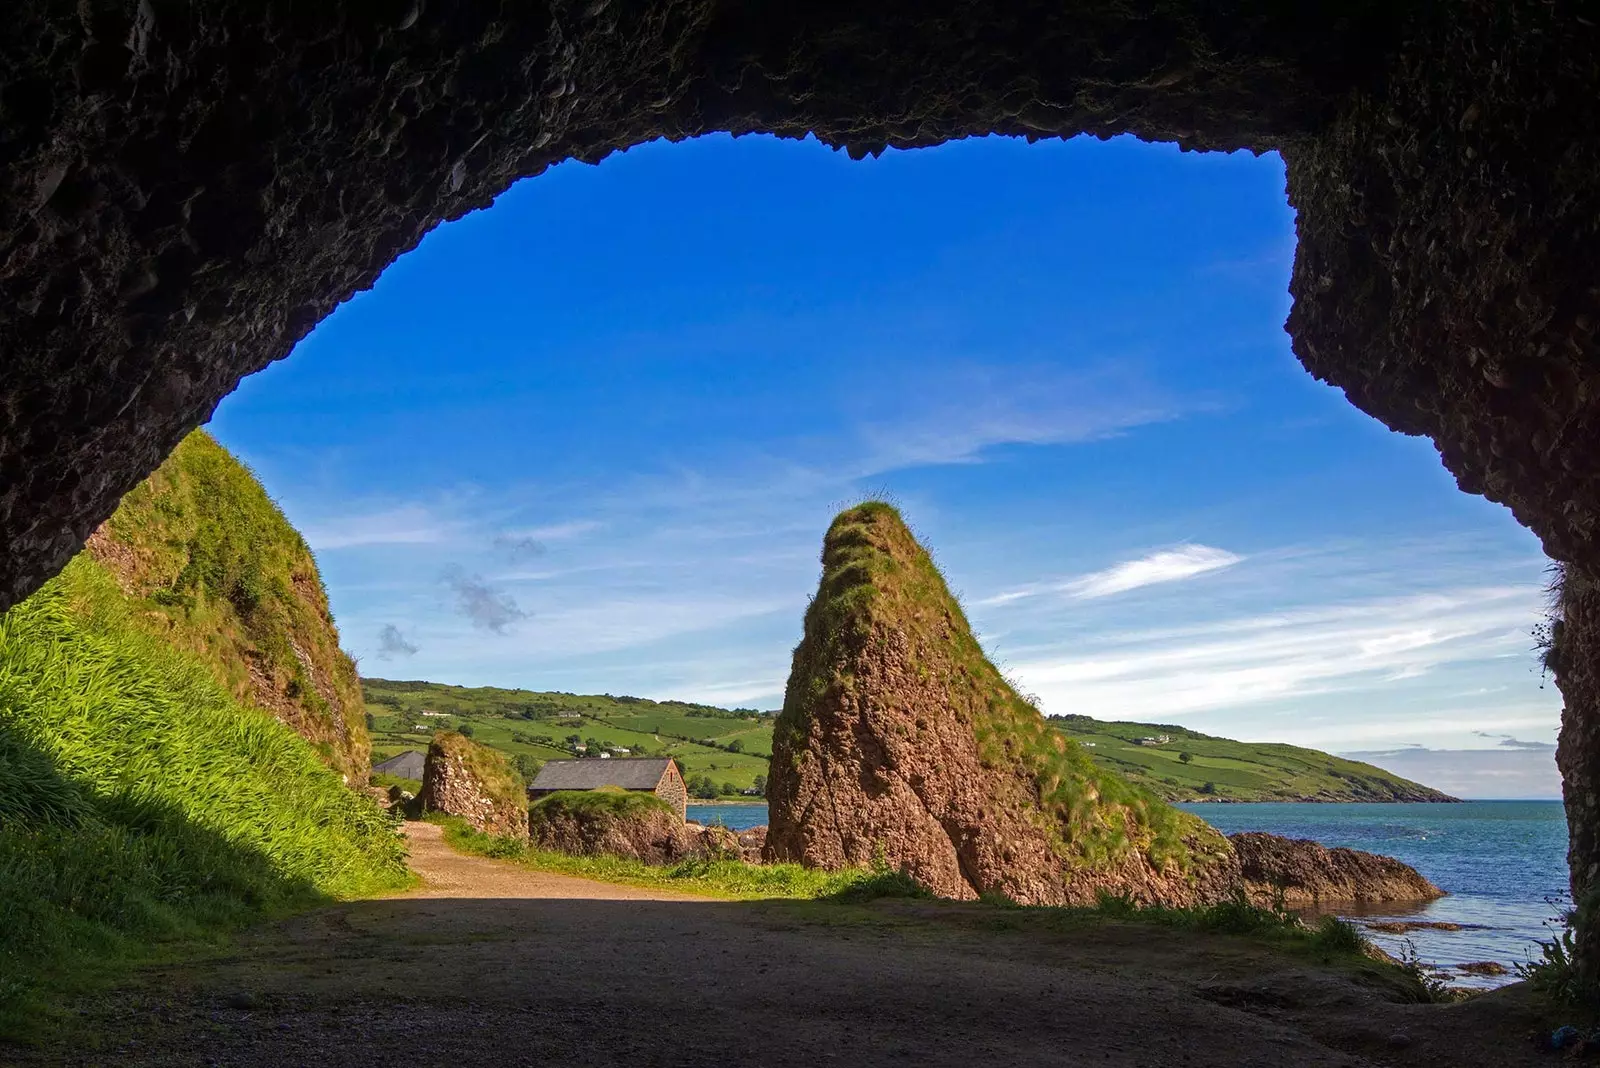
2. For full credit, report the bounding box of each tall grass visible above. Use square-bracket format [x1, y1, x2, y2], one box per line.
[100, 428, 370, 779]
[0, 559, 410, 1034]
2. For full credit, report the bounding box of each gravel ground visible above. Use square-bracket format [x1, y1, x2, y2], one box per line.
[4, 822, 1561, 1067]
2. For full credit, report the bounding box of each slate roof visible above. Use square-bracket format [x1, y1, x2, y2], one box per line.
[372, 750, 426, 780]
[529, 757, 675, 792]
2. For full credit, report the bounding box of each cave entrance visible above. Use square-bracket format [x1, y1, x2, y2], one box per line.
[212, 130, 1560, 818]
[1, 0, 1593, 987]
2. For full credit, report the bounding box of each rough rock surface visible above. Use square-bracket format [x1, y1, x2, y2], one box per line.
[765, 504, 1238, 906]
[532, 804, 691, 864]
[1230, 832, 1444, 909]
[420, 732, 528, 839]
[736, 825, 768, 864]
[1549, 564, 1600, 974]
[529, 792, 707, 863]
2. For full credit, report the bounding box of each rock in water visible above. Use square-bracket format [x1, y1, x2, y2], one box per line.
[1230, 832, 1445, 907]
[764, 503, 1237, 905]
[420, 731, 529, 838]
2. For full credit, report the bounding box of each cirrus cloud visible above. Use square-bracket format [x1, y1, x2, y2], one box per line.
[981, 544, 1243, 605]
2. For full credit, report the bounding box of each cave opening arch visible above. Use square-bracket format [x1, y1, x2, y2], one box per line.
[2, 0, 1597, 983]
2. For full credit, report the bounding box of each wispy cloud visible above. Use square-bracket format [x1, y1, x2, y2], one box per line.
[492, 534, 548, 561]
[1004, 585, 1543, 725]
[520, 520, 603, 541]
[851, 364, 1185, 475]
[442, 567, 528, 633]
[981, 544, 1242, 605]
[1473, 730, 1556, 752]
[376, 623, 418, 659]
[303, 505, 452, 550]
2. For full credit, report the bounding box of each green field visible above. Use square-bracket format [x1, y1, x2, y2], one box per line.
[364, 681, 1454, 804]
[1047, 715, 1456, 802]
[362, 679, 775, 795]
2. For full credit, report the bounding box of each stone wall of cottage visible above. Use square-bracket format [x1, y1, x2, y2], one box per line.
[654, 761, 687, 820]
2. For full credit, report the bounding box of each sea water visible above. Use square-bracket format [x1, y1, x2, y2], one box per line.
[689, 800, 1566, 988]
[687, 803, 770, 831]
[1180, 800, 1569, 988]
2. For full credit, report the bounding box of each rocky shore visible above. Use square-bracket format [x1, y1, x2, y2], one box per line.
[1230, 831, 1444, 908]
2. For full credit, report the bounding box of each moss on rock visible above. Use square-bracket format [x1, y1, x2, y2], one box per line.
[766, 502, 1237, 906]
[85, 429, 370, 780]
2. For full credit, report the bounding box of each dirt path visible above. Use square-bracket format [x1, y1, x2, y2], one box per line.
[8, 823, 1559, 1067]
[398, 821, 707, 901]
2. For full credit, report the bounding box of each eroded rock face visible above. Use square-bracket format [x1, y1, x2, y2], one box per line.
[1230, 832, 1444, 909]
[420, 732, 528, 839]
[765, 504, 1238, 906]
[527, 793, 746, 864]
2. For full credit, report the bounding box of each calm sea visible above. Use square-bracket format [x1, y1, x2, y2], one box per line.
[688, 800, 1568, 989]
[1179, 800, 1569, 988]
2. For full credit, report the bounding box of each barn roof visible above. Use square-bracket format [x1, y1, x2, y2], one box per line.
[372, 750, 426, 779]
[529, 757, 676, 792]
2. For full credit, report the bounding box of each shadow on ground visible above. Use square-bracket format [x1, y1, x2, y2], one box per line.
[3, 887, 1566, 1068]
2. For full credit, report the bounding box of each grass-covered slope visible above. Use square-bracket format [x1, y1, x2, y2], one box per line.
[364, 678, 773, 792]
[0, 556, 409, 1032]
[1049, 716, 1457, 803]
[88, 430, 369, 779]
[767, 503, 1234, 905]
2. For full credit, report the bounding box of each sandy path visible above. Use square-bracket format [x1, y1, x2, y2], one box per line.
[399, 821, 706, 901]
[8, 822, 1553, 1068]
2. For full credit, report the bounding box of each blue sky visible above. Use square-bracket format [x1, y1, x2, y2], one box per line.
[209, 133, 1561, 798]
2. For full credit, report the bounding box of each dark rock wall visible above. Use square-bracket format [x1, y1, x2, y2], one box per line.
[1551, 566, 1600, 982]
[1284, 2, 1600, 566]
[1279, 2, 1600, 978]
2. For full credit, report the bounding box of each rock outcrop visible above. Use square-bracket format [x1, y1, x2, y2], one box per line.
[81, 430, 371, 780]
[420, 731, 528, 839]
[736, 826, 768, 864]
[765, 503, 1238, 906]
[529, 789, 703, 863]
[1231, 832, 1444, 908]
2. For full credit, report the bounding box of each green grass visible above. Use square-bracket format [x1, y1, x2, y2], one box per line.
[372, 772, 422, 795]
[435, 815, 929, 901]
[95, 429, 371, 780]
[0, 557, 411, 1038]
[530, 787, 675, 821]
[1049, 716, 1457, 803]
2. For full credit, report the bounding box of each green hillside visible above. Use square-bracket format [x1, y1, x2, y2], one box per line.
[0, 559, 408, 1035]
[0, 431, 410, 1035]
[1048, 715, 1457, 803]
[364, 682, 1456, 805]
[88, 430, 370, 779]
[363, 679, 774, 795]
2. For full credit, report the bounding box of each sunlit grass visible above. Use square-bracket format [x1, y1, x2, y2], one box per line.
[0, 559, 411, 1038]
